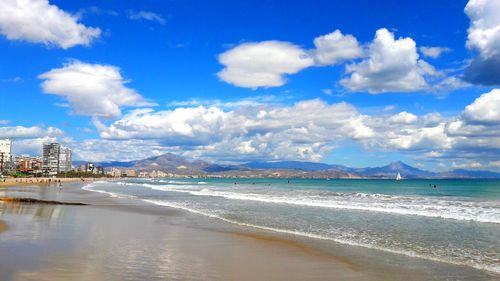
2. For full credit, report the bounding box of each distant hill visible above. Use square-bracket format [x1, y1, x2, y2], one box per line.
[351, 161, 437, 178]
[445, 169, 500, 179]
[75, 154, 500, 179]
[243, 161, 335, 171]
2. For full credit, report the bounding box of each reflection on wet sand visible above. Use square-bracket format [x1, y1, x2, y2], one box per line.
[0, 184, 372, 281]
[0, 201, 64, 222]
[0, 219, 7, 233]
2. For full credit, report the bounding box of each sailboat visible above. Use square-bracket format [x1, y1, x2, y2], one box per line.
[396, 172, 402, 181]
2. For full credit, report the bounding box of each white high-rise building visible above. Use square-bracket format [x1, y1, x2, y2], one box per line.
[0, 139, 12, 171]
[59, 147, 72, 173]
[42, 143, 73, 175]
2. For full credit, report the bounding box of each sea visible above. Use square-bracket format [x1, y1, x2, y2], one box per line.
[82, 178, 500, 274]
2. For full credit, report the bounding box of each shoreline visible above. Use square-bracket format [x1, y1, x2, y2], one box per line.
[0, 181, 498, 280]
[0, 177, 103, 188]
[0, 182, 371, 281]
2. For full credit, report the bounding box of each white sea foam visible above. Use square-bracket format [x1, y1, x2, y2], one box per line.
[142, 198, 500, 274]
[82, 183, 136, 199]
[136, 183, 500, 224]
[82, 182, 500, 274]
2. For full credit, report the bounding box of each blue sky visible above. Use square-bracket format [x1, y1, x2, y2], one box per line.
[0, 0, 499, 171]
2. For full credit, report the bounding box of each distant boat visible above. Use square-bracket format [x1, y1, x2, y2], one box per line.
[396, 173, 402, 181]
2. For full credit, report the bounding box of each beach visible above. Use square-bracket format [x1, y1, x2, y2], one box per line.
[0, 180, 498, 281]
[0, 177, 101, 188]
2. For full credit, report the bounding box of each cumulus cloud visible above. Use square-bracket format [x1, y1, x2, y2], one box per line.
[51, 88, 498, 165]
[0, 125, 63, 139]
[39, 61, 154, 118]
[388, 112, 418, 124]
[0, 0, 101, 49]
[217, 41, 314, 88]
[217, 28, 449, 93]
[12, 136, 59, 156]
[79, 97, 496, 164]
[463, 0, 500, 85]
[462, 89, 500, 124]
[419, 46, 451, 58]
[312, 29, 363, 65]
[340, 28, 438, 93]
[128, 10, 165, 25]
[94, 99, 374, 161]
[216, 29, 364, 89]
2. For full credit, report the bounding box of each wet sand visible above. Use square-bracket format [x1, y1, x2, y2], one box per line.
[0, 219, 6, 233]
[0, 183, 497, 281]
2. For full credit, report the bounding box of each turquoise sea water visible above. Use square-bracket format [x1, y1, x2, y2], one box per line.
[83, 178, 500, 274]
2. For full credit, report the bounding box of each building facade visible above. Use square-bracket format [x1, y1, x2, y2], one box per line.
[42, 143, 73, 175]
[59, 147, 72, 173]
[0, 139, 12, 171]
[15, 156, 42, 175]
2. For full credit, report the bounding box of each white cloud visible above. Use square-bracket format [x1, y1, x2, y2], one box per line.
[39, 61, 154, 118]
[0, 120, 9, 125]
[0, 0, 101, 49]
[462, 89, 500, 124]
[47, 89, 499, 164]
[419, 46, 451, 58]
[383, 105, 397, 111]
[167, 95, 286, 110]
[388, 112, 418, 124]
[85, 90, 498, 162]
[463, 0, 500, 85]
[424, 151, 444, 158]
[12, 136, 58, 156]
[128, 10, 165, 25]
[94, 99, 373, 161]
[434, 76, 471, 93]
[465, 0, 500, 59]
[217, 30, 364, 89]
[0, 125, 63, 139]
[312, 29, 363, 65]
[488, 160, 500, 167]
[340, 28, 438, 93]
[217, 41, 314, 88]
[452, 161, 482, 169]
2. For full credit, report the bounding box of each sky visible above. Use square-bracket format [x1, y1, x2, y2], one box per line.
[0, 0, 499, 171]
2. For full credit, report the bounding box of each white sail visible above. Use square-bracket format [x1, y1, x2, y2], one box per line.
[396, 172, 402, 180]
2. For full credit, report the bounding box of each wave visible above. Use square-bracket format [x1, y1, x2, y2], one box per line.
[143, 199, 500, 274]
[135, 183, 500, 224]
[81, 182, 500, 274]
[82, 183, 137, 199]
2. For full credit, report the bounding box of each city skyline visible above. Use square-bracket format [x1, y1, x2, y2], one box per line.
[0, 0, 499, 172]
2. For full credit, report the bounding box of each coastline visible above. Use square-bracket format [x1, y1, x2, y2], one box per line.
[0, 181, 497, 280]
[0, 177, 101, 188]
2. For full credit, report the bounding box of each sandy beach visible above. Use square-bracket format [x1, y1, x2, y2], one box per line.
[0, 182, 497, 281]
[0, 177, 102, 188]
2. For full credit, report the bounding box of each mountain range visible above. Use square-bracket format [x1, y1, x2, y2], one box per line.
[75, 153, 500, 179]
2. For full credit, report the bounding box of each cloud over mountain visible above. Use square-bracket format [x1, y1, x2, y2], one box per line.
[79, 89, 500, 165]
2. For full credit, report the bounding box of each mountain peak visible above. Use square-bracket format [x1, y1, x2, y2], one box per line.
[387, 161, 408, 168]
